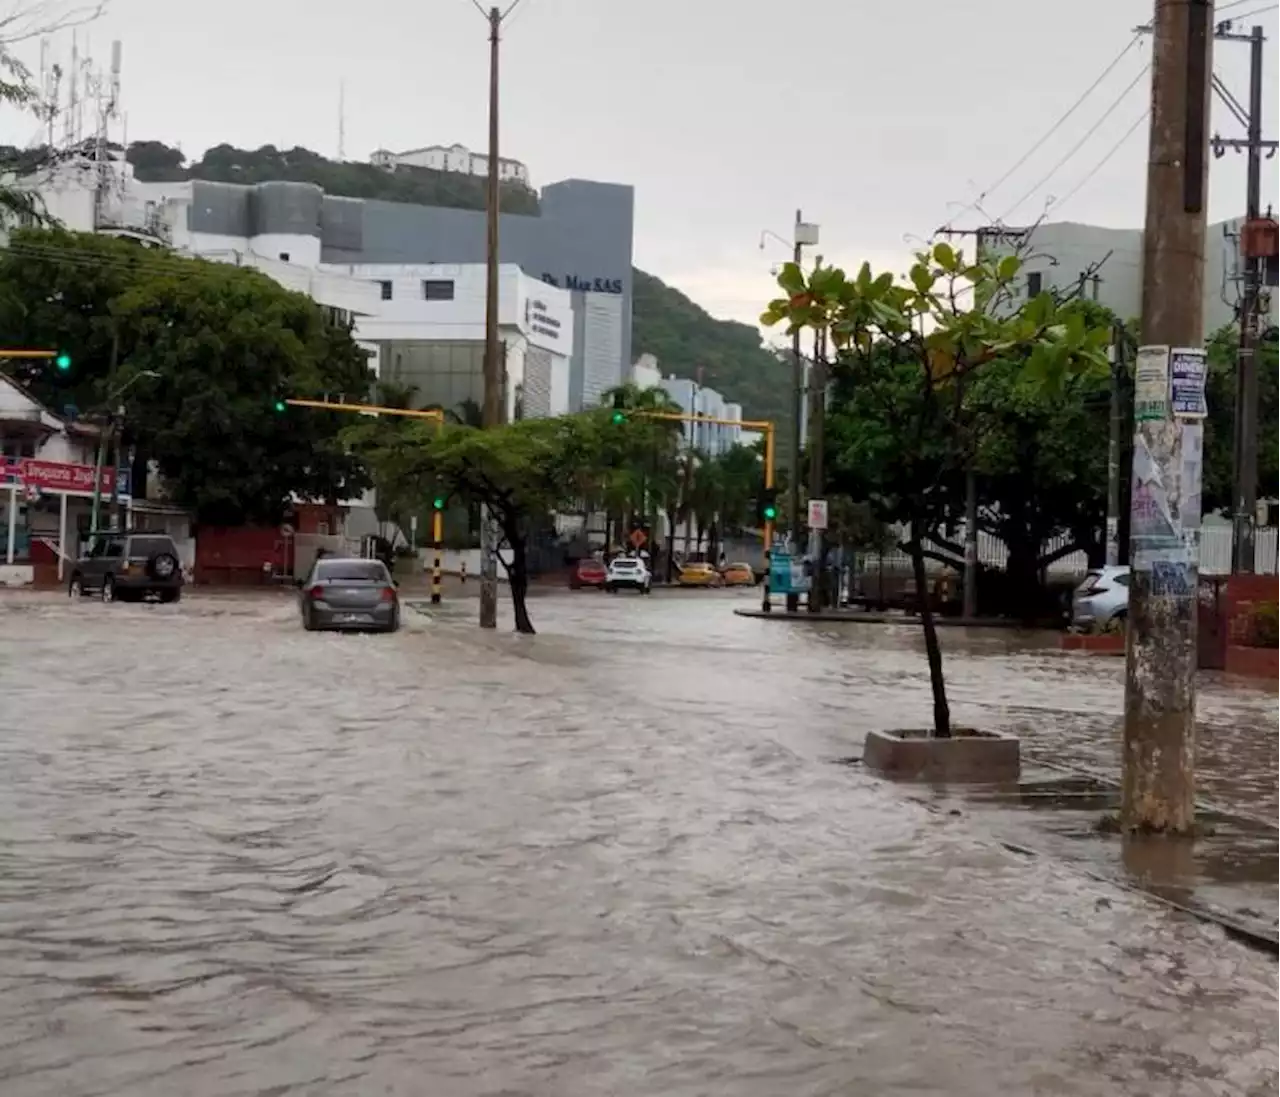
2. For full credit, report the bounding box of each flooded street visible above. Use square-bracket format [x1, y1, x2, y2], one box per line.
[0, 589, 1275, 1096]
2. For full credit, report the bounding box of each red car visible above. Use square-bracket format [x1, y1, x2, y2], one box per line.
[569, 558, 607, 590]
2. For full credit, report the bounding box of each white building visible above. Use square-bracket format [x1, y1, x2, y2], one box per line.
[978, 218, 1277, 331]
[341, 261, 573, 421]
[628, 359, 745, 457]
[370, 143, 530, 187]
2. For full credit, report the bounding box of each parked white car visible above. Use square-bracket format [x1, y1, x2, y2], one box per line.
[605, 556, 652, 594]
[1072, 565, 1130, 629]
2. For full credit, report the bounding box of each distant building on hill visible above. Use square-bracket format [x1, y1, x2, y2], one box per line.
[370, 143, 530, 187]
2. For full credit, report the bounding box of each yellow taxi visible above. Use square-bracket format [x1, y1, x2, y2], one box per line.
[677, 562, 723, 587]
[720, 562, 756, 587]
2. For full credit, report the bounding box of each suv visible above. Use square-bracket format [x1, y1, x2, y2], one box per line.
[1072, 565, 1129, 629]
[605, 556, 651, 594]
[69, 533, 184, 604]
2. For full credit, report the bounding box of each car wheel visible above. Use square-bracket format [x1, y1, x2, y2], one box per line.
[68, 575, 83, 598]
[386, 609, 400, 633]
[160, 588, 181, 604]
[1112, 609, 1127, 622]
[148, 552, 179, 582]
[302, 606, 318, 631]
[100, 576, 115, 604]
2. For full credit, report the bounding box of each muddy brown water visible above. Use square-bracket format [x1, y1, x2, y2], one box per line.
[0, 589, 1275, 1096]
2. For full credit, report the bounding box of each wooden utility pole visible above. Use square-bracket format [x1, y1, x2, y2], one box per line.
[478, 2, 508, 629]
[1122, 0, 1213, 835]
[786, 210, 805, 612]
[805, 326, 827, 611]
[1229, 25, 1266, 573]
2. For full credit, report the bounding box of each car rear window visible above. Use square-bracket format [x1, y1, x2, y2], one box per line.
[128, 536, 176, 557]
[316, 560, 389, 582]
[612, 559, 639, 568]
[1077, 571, 1101, 593]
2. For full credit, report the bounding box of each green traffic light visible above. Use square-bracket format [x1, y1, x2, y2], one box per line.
[611, 410, 626, 424]
[432, 497, 445, 511]
[763, 505, 778, 521]
[54, 352, 71, 370]
[273, 399, 287, 413]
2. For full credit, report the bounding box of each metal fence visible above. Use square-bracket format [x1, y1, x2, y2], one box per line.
[859, 524, 1278, 577]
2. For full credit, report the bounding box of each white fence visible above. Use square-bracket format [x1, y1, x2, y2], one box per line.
[862, 525, 1278, 576]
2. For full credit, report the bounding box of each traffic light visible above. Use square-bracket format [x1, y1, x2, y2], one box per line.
[610, 392, 627, 425]
[759, 487, 778, 524]
[54, 351, 71, 371]
[273, 398, 287, 414]
[431, 494, 446, 511]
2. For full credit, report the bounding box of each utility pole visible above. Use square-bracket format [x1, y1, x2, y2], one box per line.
[805, 325, 828, 611]
[1105, 322, 1127, 566]
[1229, 24, 1265, 573]
[477, 2, 512, 629]
[786, 210, 805, 613]
[1122, 0, 1213, 836]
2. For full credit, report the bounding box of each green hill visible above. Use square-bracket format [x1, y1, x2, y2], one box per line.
[631, 269, 789, 424]
[121, 141, 787, 421]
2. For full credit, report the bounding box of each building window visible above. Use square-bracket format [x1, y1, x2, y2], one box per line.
[1027, 271, 1043, 297]
[379, 280, 393, 300]
[422, 279, 455, 301]
[279, 252, 290, 262]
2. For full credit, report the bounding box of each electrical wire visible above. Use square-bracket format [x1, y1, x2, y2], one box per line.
[1049, 109, 1150, 217]
[938, 31, 1145, 231]
[999, 62, 1151, 222]
[1217, 3, 1277, 19]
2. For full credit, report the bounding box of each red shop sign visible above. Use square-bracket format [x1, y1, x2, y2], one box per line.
[17, 458, 115, 496]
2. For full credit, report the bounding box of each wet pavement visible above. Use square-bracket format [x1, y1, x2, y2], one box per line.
[0, 588, 1276, 1096]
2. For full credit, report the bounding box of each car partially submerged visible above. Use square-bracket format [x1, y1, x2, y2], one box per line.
[298, 557, 400, 632]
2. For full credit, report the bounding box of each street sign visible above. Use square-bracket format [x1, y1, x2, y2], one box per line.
[629, 527, 648, 549]
[769, 550, 811, 595]
[807, 498, 829, 530]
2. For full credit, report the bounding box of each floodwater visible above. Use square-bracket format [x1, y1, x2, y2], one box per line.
[0, 588, 1275, 1097]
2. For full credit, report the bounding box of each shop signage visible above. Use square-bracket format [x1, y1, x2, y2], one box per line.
[0, 456, 116, 496]
[540, 272, 623, 295]
[525, 297, 563, 342]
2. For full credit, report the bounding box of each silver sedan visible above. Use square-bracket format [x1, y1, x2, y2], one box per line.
[298, 557, 401, 633]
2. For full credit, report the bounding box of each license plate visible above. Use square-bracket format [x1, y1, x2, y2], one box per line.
[334, 613, 371, 624]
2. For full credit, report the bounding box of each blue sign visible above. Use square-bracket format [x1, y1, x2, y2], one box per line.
[768, 550, 811, 595]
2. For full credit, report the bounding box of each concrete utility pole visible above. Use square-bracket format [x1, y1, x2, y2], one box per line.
[477, 1, 515, 630]
[1122, 0, 1213, 835]
[1229, 24, 1266, 574]
[786, 210, 805, 613]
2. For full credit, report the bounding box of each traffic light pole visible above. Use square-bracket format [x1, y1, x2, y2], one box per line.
[431, 504, 444, 605]
[632, 409, 776, 601]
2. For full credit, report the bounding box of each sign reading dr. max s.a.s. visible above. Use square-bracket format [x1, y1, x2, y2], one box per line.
[540, 273, 623, 295]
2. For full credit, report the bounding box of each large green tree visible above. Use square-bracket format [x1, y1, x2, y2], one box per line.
[0, 229, 373, 524]
[348, 414, 613, 633]
[1202, 323, 1279, 516]
[763, 242, 1110, 737]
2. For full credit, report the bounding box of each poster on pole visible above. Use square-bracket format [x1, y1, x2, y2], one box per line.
[1134, 345, 1171, 422]
[807, 498, 829, 530]
[1169, 347, 1208, 419]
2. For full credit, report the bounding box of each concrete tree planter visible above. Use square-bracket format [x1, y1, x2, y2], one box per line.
[1060, 632, 1125, 655]
[863, 727, 1021, 783]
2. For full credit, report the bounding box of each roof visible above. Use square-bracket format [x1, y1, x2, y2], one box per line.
[0, 371, 106, 435]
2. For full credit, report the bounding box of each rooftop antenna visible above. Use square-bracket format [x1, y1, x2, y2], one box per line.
[64, 31, 77, 147]
[338, 79, 346, 161]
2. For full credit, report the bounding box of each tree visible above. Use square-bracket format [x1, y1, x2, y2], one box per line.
[763, 242, 1109, 737]
[1202, 323, 1279, 516]
[349, 414, 609, 633]
[0, 229, 373, 524]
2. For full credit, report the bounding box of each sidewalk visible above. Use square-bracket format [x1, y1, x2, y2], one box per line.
[735, 606, 1035, 628]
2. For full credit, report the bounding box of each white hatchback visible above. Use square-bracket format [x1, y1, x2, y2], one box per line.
[605, 556, 652, 594]
[1072, 566, 1130, 629]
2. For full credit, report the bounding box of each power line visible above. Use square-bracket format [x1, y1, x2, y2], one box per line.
[1051, 109, 1150, 216]
[999, 62, 1151, 221]
[1217, 3, 1277, 20]
[939, 32, 1145, 231]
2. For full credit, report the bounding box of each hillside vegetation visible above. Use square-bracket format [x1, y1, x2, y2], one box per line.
[17, 139, 786, 421]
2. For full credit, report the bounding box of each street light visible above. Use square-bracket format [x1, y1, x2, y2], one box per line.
[759, 213, 818, 609]
[91, 370, 161, 535]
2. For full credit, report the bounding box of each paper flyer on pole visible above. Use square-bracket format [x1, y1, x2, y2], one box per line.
[1134, 345, 1170, 422]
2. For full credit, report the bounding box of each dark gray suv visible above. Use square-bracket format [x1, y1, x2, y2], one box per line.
[68, 533, 184, 604]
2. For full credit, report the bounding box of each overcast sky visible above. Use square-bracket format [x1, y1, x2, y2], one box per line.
[2, 0, 1276, 331]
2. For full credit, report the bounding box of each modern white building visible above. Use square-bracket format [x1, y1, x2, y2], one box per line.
[978, 218, 1277, 331]
[370, 143, 530, 187]
[628, 358, 744, 457]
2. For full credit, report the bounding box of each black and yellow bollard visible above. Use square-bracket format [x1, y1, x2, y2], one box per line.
[430, 503, 444, 605]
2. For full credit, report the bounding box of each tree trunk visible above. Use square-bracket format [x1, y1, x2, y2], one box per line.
[508, 532, 536, 635]
[908, 534, 951, 738]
